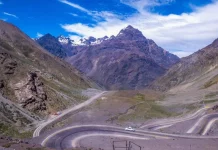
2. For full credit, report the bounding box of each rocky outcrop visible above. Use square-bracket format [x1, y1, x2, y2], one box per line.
[0, 53, 17, 75]
[14, 72, 47, 112]
[4, 61, 17, 74]
[0, 52, 46, 112]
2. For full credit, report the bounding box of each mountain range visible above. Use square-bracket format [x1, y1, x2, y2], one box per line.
[2, 19, 218, 148]
[37, 25, 180, 90]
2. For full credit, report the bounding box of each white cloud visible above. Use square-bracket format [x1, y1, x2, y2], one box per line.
[61, 1, 218, 57]
[120, 0, 174, 14]
[69, 13, 78, 17]
[69, 35, 83, 43]
[3, 12, 18, 18]
[69, 35, 81, 40]
[37, 32, 43, 38]
[172, 51, 193, 58]
[61, 21, 128, 38]
[59, 0, 117, 21]
[59, 0, 91, 14]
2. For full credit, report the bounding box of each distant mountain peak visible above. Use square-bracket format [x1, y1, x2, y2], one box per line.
[211, 38, 218, 48]
[117, 25, 146, 40]
[44, 33, 53, 37]
[126, 25, 134, 29]
[121, 25, 141, 33]
[36, 34, 67, 58]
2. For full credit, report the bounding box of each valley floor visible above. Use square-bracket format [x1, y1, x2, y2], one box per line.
[28, 88, 218, 150]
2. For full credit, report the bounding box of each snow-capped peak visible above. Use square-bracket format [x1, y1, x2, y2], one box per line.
[57, 35, 109, 46]
[57, 35, 74, 44]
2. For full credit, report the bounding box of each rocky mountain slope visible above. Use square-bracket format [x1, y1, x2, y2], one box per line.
[148, 38, 218, 115]
[0, 20, 95, 135]
[152, 38, 218, 91]
[67, 26, 180, 90]
[38, 26, 180, 90]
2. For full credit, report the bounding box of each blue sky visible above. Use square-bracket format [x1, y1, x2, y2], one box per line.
[0, 0, 218, 57]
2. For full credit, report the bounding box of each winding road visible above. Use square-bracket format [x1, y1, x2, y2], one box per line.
[41, 125, 218, 150]
[33, 92, 218, 150]
[33, 91, 106, 137]
[140, 107, 207, 130]
[186, 113, 218, 135]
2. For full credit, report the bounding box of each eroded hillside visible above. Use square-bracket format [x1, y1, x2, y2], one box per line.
[0, 20, 96, 137]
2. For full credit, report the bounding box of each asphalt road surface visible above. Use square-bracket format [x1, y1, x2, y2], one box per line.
[41, 125, 218, 150]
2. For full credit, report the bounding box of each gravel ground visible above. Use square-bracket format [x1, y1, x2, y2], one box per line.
[80, 136, 218, 150]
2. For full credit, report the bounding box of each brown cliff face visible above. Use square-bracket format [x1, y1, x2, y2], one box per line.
[14, 72, 47, 112]
[66, 26, 180, 90]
